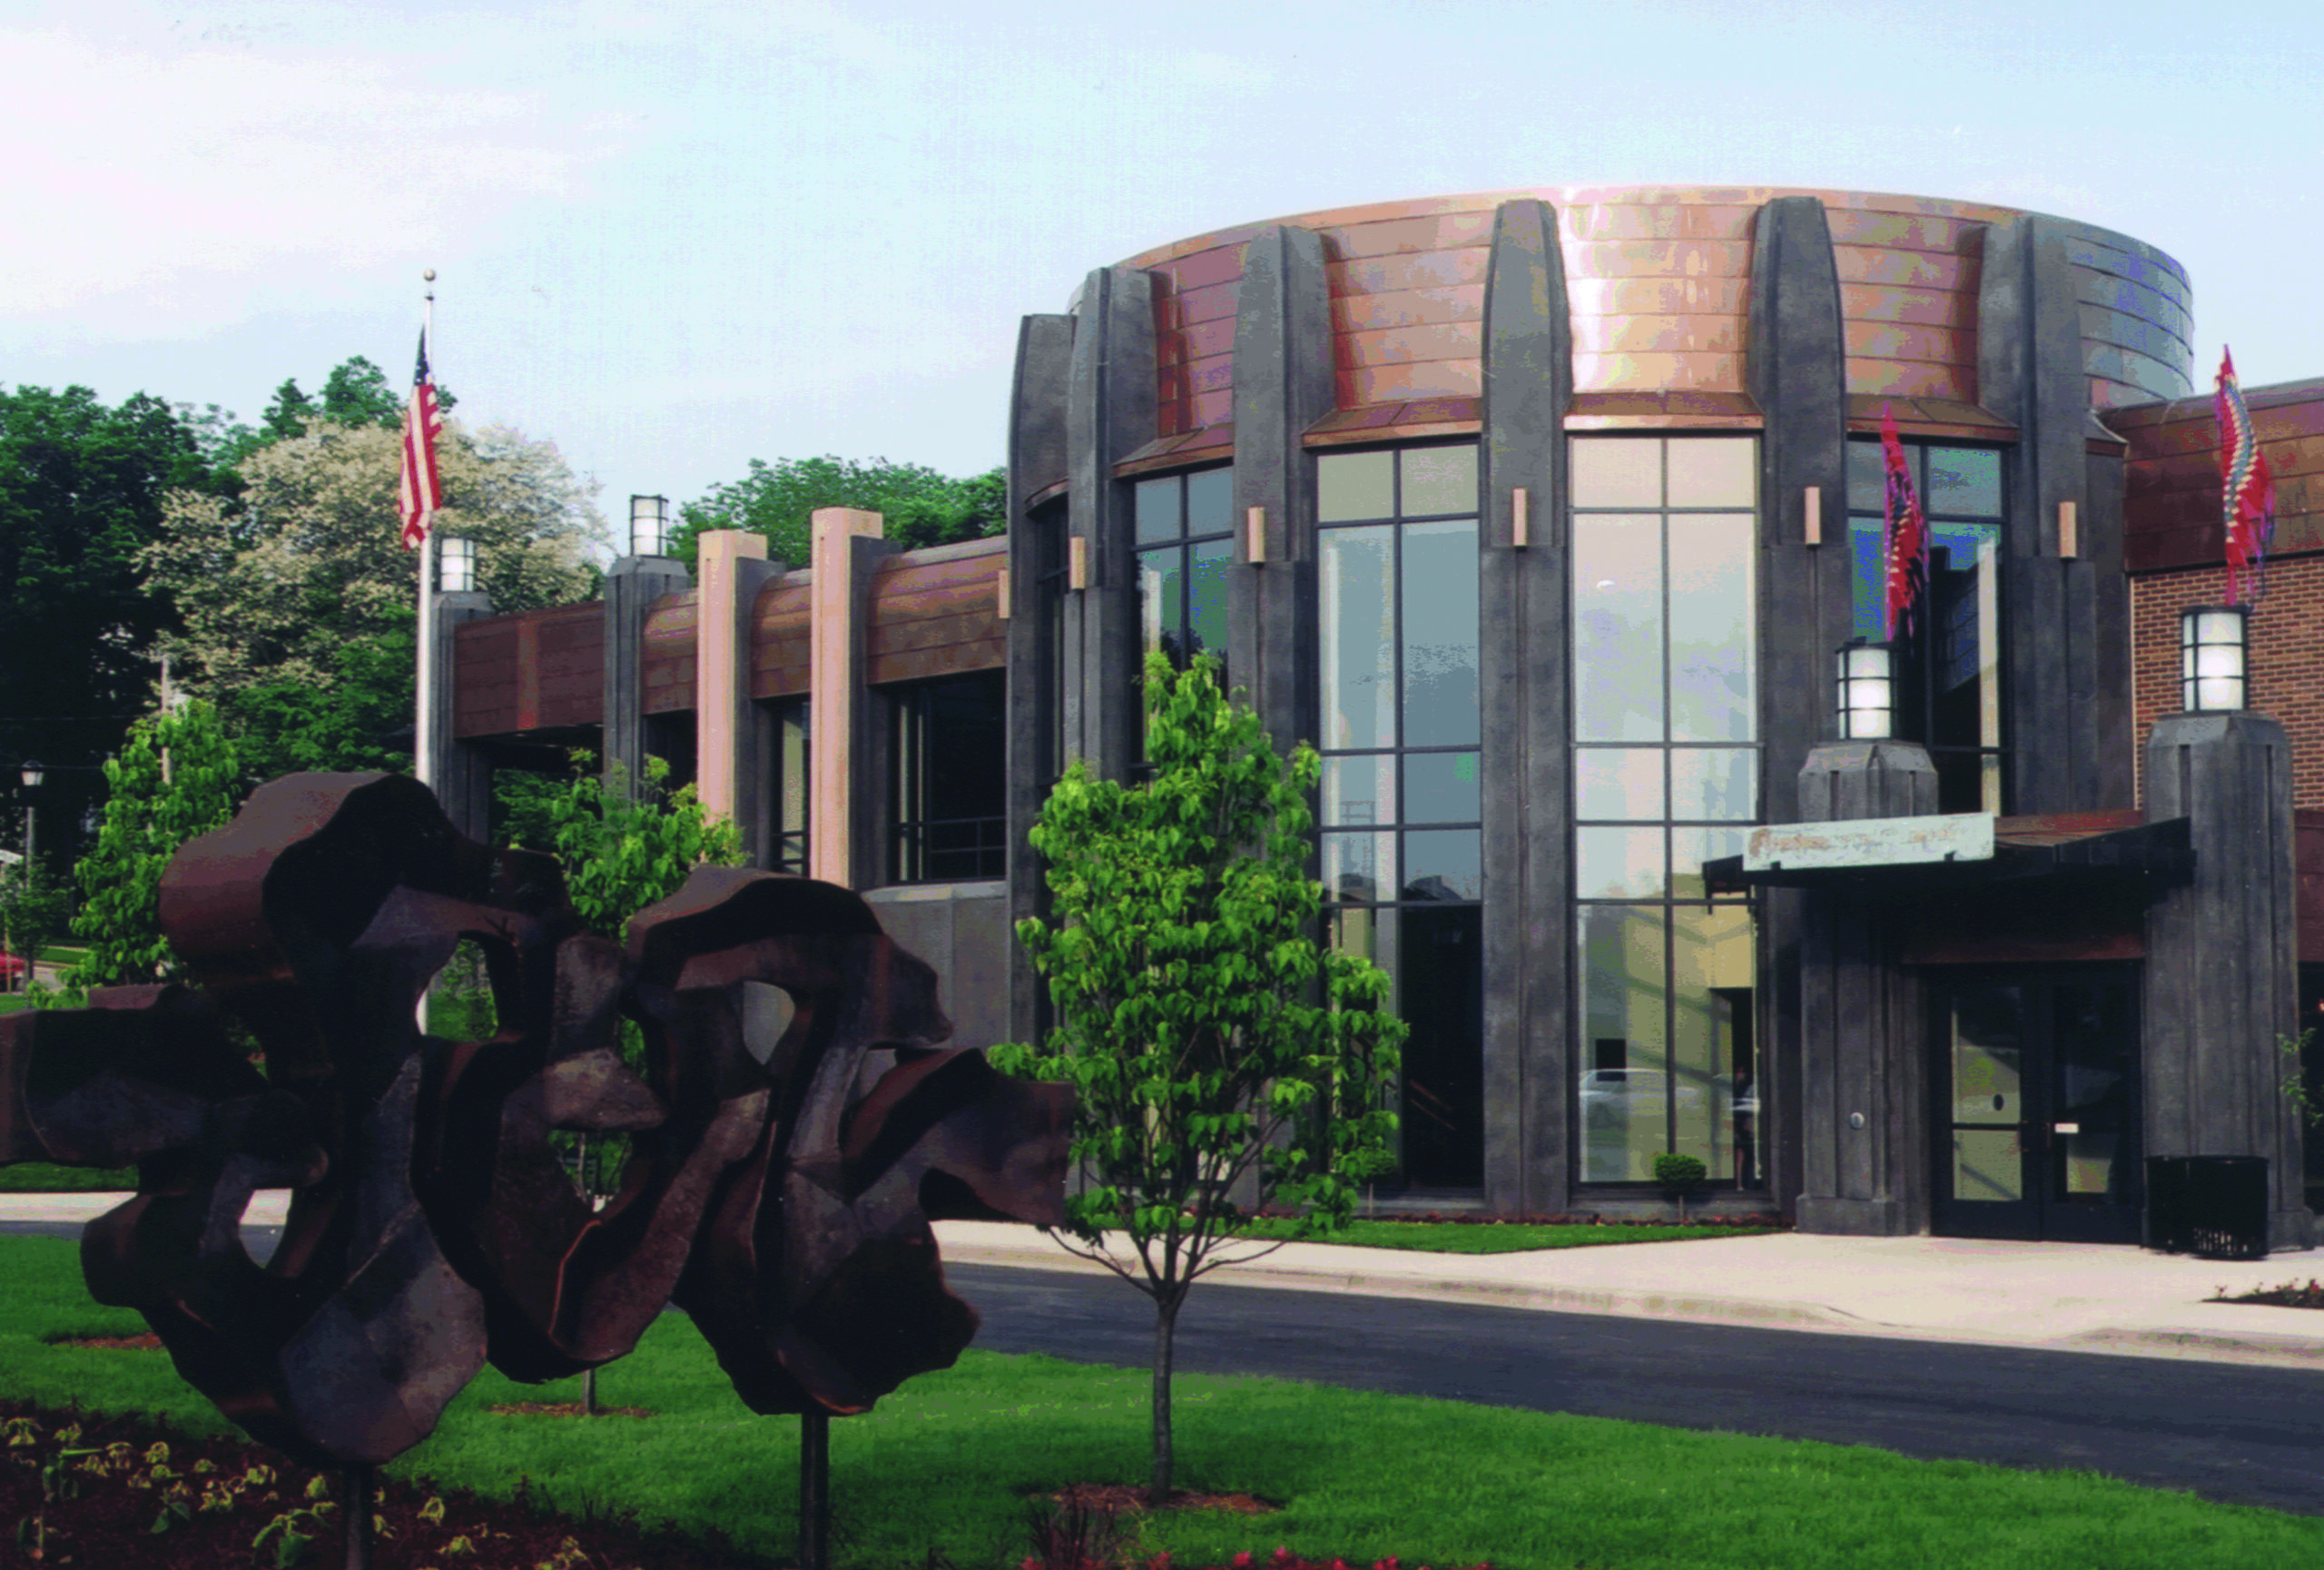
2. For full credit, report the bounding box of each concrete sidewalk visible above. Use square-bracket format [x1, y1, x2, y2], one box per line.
[14, 1195, 2324, 1372]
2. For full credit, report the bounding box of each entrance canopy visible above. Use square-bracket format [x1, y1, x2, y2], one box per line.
[1704, 810, 2194, 895]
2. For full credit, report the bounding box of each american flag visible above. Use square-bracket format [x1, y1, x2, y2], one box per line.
[2216, 346, 2277, 606]
[1880, 406, 1928, 641]
[399, 330, 444, 550]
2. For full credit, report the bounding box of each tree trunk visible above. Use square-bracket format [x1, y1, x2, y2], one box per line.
[1149, 1289, 1184, 1505]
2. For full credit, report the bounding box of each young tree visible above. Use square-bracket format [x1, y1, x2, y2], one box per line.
[61, 699, 242, 992]
[0, 865, 69, 992]
[990, 650, 1405, 1503]
[670, 455, 1005, 569]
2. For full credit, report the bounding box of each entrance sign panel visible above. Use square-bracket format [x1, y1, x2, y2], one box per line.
[1747, 812, 1994, 872]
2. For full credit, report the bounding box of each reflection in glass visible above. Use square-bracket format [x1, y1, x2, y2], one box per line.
[1324, 754, 1396, 829]
[1573, 517, 1664, 742]
[1577, 826, 1665, 900]
[1846, 439, 1886, 511]
[1571, 439, 1661, 509]
[1186, 466, 1234, 534]
[1403, 751, 1480, 824]
[1670, 904, 1752, 1173]
[1401, 519, 1481, 748]
[1667, 514, 1755, 743]
[1576, 748, 1665, 820]
[1139, 555, 1181, 657]
[1403, 829, 1482, 902]
[1190, 537, 1233, 663]
[1925, 446, 2002, 517]
[1321, 527, 1395, 749]
[1323, 830, 1396, 905]
[1664, 437, 1757, 508]
[1402, 444, 1479, 517]
[1580, 904, 1667, 1182]
[1951, 985, 2024, 1122]
[1399, 904, 1484, 1187]
[1670, 749, 1756, 821]
[2052, 983, 2134, 1205]
[1135, 476, 1178, 544]
[1955, 1130, 2024, 1202]
[1319, 449, 1394, 522]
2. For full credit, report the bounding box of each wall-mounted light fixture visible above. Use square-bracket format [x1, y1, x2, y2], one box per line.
[629, 494, 670, 558]
[438, 534, 477, 595]
[1804, 485, 1822, 547]
[2181, 605, 2250, 712]
[1246, 505, 1267, 565]
[1512, 487, 1531, 548]
[1836, 640, 1895, 740]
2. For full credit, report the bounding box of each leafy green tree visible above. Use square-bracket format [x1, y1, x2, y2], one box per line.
[0, 866, 69, 991]
[61, 699, 241, 992]
[670, 455, 1005, 570]
[990, 650, 1405, 1503]
[545, 753, 747, 942]
[219, 607, 416, 786]
[258, 355, 448, 446]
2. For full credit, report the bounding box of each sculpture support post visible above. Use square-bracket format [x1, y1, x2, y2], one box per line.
[800, 1410, 831, 1570]
[342, 1462, 375, 1570]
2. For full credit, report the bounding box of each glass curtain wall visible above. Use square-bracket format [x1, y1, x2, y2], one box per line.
[1316, 443, 1485, 1189]
[1134, 467, 1235, 769]
[1846, 441, 2006, 812]
[1571, 436, 1761, 1188]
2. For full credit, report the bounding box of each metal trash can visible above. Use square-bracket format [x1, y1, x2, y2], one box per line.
[2145, 1155, 2269, 1259]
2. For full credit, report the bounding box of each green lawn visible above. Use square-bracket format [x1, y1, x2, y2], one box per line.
[1222, 1217, 1779, 1253]
[0, 1235, 2315, 1569]
[0, 1160, 137, 1191]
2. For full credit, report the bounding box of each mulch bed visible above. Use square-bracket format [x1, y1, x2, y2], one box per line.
[0, 1397, 774, 1569]
[2214, 1278, 2324, 1308]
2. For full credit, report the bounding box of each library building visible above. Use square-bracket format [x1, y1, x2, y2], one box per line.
[429, 185, 2324, 1248]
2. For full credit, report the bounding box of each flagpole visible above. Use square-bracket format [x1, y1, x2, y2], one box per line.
[415, 269, 438, 789]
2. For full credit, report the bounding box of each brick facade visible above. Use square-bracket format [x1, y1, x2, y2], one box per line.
[2132, 558, 2324, 810]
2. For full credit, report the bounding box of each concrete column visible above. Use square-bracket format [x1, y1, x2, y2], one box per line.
[1227, 225, 1331, 760]
[1792, 740, 1938, 1236]
[1979, 216, 2123, 813]
[809, 508, 892, 887]
[428, 588, 496, 842]
[694, 528, 779, 859]
[603, 556, 692, 795]
[1062, 266, 1157, 782]
[2143, 712, 2311, 1250]
[1006, 314, 1075, 1052]
[1479, 197, 1572, 1215]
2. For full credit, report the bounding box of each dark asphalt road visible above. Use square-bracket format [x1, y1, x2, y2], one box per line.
[11, 1223, 2320, 1516]
[945, 1262, 2324, 1517]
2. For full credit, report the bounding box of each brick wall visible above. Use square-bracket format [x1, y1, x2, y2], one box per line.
[2132, 558, 2324, 808]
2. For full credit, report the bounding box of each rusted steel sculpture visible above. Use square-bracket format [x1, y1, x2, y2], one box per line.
[0, 772, 1070, 1471]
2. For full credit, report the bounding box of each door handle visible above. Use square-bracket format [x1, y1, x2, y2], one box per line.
[2053, 1121, 2080, 1135]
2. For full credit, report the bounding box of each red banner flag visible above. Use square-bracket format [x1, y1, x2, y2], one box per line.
[2216, 346, 2277, 606]
[1880, 406, 1928, 641]
[399, 330, 443, 550]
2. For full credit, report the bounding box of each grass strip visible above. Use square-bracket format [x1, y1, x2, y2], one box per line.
[0, 1235, 2317, 1569]
[1218, 1218, 1779, 1254]
[0, 1161, 139, 1191]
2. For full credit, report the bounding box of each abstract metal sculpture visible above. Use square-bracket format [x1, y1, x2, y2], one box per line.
[0, 773, 1070, 1481]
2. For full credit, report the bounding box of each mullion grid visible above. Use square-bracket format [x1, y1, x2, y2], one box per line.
[1572, 437, 1756, 1184]
[1133, 469, 1235, 784]
[1318, 449, 1482, 917]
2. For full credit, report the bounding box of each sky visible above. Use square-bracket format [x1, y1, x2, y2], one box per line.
[5, 0, 2320, 548]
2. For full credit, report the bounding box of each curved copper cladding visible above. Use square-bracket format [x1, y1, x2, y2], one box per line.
[1116, 186, 2192, 436]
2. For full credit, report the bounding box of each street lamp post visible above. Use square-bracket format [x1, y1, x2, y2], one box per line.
[18, 761, 41, 884]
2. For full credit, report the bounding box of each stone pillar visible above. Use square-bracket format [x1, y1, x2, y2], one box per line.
[1062, 266, 1157, 783]
[694, 529, 780, 860]
[1792, 740, 1938, 1236]
[809, 508, 892, 888]
[428, 588, 496, 842]
[1479, 197, 1572, 1216]
[1978, 216, 2123, 812]
[603, 556, 692, 795]
[2143, 713, 2311, 1250]
[1006, 314, 1074, 1052]
[1227, 225, 1330, 761]
[1747, 194, 1855, 1227]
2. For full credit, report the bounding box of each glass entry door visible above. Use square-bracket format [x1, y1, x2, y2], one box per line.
[1934, 970, 2142, 1242]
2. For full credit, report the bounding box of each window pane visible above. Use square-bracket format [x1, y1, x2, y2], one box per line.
[1573, 516, 1664, 741]
[1319, 450, 1394, 522]
[1403, 829, 1482, 901]
[1327, 904, 1397, 1002]
[1323, 830, 1396, 905]
[1669, 826, 1748, 901]
[1324, 753, 1396, 828]
[1667, 513, 1755, 743]
[1926, 448, 2002, 518]
[1669, 749, 1756, 821]
[1669, 903, 1754, 1177]
[1847, 516, 1886, 641]
[1399, 903, 1484, 1188]
[1188, 536, 1234, 667]
[1137, 548, 1184, 661]
[1185, 466, 1234, 535]
[1321, 527, 1396, 749]
[1576, 826, 1665, 899]
[1401, 518, 1480, 748]
[1403, 751, 1481, 824]
[1401, 444, 1479, 517]
[1135, 476, 1179, 544]
[1665, 438, 1756, 509]
[1572, 438, 1661, 508]
[1846, 439, 1887, 512]
[1579, 903, 1668, 1182]
[1575, 748, 1664, 820]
